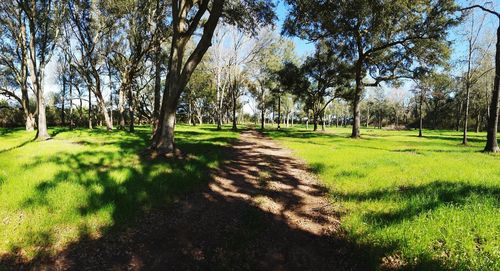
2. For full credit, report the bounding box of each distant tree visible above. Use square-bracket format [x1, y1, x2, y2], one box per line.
[279, 43, 350, 131]
[284, 0, 460, 138]
[68, 0, 116, 130]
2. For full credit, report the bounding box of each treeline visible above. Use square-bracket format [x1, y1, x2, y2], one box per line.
[0, 0, 499, 153]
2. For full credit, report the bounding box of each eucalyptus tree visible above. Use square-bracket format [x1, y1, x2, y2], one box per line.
[25, 0, 65, 139]
[284, 0, 460, 138]
[0, 2, 36, 131]
[9, 0, 65, 139]
[151, 0, 275, 155]
[111, 0, 164, 131]
[68, 0, 116, 130]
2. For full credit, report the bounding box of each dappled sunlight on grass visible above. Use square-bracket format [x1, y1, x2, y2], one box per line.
[266, 126, 500, 270]
[0, 125, 238, 260]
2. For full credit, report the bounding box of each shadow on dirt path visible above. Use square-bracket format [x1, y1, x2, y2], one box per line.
[5, 130, 374, 271]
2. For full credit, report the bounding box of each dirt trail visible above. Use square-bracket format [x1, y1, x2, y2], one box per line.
[15, 130, 366, 271]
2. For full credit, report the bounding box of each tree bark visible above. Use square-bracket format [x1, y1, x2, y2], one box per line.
[128, 86, 135, 132]
[88, 86, 93, 129]
[418, 88, 424, 137]
[152, 0, 223, 155]
[153, 39, 162, 132]
[351, 91, 361, 137]
[231, 80, 237, 131]
[277, 94, 281, 129]
[62, 76, 66, 125]
[484, 22, 500, 152]
[260, 86, 265, 130]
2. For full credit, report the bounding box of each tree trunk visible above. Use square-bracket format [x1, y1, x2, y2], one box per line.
[152, 0, 223, 155]
[119, 86, 126, 128]
[306, 110, 309, 130]
[108, 67, 113, 127]
[351, 91, 361, 138]
[88, 87, 93, 129]
[351, 59, 364, 138]
[61, 76, 66, 125]
[27, 20, 49, 140]
[93, 75, 113, 130]
[277, 94, 281, 129]
[463, 68, 472, 144]
[484, 22, 500, 152]
[19, 17, 34, 131]
[152, 38, 162, 132]
[419, 90, 424, 137]
[128, 86, 134, 132]
[260, 87, 265, 130]
[366, 106, 369, 127]
[232, 89, 237, 131]
[321, 112, 325, 131]
[456, 100, 462, 131]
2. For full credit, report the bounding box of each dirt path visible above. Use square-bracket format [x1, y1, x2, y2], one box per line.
[17, 130, 366, 271]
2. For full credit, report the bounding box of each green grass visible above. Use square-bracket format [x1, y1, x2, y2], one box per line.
[0, 125, 238, 260]
[265, 127, 500, 271]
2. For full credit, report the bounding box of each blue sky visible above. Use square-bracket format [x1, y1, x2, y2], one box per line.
[275, 1, 315, 57]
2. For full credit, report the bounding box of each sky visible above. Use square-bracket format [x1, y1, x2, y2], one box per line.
[275, 1, 315, 57]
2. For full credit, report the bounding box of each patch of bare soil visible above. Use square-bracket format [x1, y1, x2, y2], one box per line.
[5, 130, 369, 271]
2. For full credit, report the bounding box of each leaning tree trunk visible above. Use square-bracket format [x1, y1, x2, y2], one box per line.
[484, 22, 500, 152]
[93, 75, 113, 131]
[20, 23, 34, 131]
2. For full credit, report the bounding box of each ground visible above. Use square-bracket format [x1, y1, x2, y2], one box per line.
[0, 125, 498, 270]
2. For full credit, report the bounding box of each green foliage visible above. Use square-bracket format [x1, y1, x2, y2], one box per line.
[266, 127, 500, 270]
[0, 125, 238, 260]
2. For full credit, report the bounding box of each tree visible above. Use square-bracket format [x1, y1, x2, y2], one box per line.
[68, 0, 116, 130]
[151, 0, 275, 155]
[460, 4, 500, 152]
[459, 7, 494, 144]
[111, 0, 163, 132]
[0, 2, 36, 131]
[22, 0, 65, 140]
[279, 43, 350, 131]
[284, 0, 460, 138]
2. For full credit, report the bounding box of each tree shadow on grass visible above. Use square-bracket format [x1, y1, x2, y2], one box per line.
[336, 181, 500, 227]
[0, 128, 427, 271]
[329, 178, 500, 270]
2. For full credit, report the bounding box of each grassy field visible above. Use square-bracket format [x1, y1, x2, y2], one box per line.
[0, 125, 238, 261]
[265, 127, 500, 270]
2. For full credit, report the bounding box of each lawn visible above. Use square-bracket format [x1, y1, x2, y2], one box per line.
[265, 127, 500, 270]
[0, 125, 238, 261]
